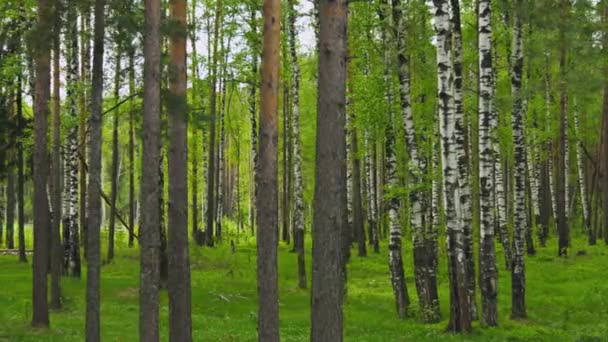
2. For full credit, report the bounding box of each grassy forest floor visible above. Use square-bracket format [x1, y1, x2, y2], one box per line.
[1, 226, 608, 341]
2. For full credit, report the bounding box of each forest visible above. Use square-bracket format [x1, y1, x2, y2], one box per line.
[1, 0, 608, 340]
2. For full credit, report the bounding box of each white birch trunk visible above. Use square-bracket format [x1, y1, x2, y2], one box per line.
[63, 9, 80, 277]
[433, 0, 471, 331]
[510, 0, 527, 317]
[478, 0, 498, 326]
[393, 0, 439, 322]
[573, 106, 590, 231]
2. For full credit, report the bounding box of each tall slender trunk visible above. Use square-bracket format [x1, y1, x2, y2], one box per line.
[107, 51, 121, 262]
[556, 0, 570, 256]
[79, 8, 91, 259]
[6, 169, 15, 250]
[311, 0, 348, 338]
[392, 0, 438, 322]
[478, 0, 498, 326]
[189, 2, 200, 244]
[450, 0, 476, 321]
[282, 76, 291, 245]
[168, 0, 192, 338]
[49, 0, 62, 308]
[287, 0, 306, 288]
[573, 106, 591, 242]
[433, 0, 471, 332]
[257, 0, 281, 339]
[63, 2, 81, 277]
[128, 46, 136, 248]
[379, 0, 409, 319]
[600, 0, 608, 247]
[248, 6, 259, 236]
[32, 0, 52, 328]
[139, 0, 162, 340]
[350, 118, 366, 257]
[511, 0, 527, 319]
[364, 135, 379, 253]
[86, 0, 106, 339]
[16, 81, 25, 263]
[206, 0, 222, 246]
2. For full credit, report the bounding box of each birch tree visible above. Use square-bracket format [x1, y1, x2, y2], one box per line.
[511, 0, 527, 319]
[432, 0, 471, 332]
[287, 0, 307, 289]
[478, 0, 498, 326]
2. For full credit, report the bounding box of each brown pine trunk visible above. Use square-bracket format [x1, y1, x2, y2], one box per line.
[139, 0, 162, 340]
[311, 0, 348, 339]
[167, 0, 193, 339]
[256, 0, 281, 338]
[49, 1, 62, 308]
[32, 0, 51, 328]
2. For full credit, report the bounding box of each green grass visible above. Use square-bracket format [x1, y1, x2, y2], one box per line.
[1, 226, 608, 341]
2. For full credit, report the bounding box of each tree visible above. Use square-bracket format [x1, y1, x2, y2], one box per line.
[256, 0, 280, 338]
[511, 0, 527, 320]
[287, 0, 306, 289]
[392, 0, 439, 322]
[31, 0, 52, 328]
[432, 0, 471, 332]
[478, 0, 498, 326]
[311, 0, 348, 339]
[86, 0, 106, 338]
[64, 0, 81, 276]
[167, 0, 192, 339]
[49, 0, 62, 308]
[139, 0, 162, 340]
[107, 49, 121, 263]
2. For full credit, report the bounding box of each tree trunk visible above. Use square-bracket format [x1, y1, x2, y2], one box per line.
[107, 50, 121, 263]
[256, 0, 281, 339]
[574, 107, 591, 243]
[167, 0, 193, 339]
[79, 8, 91, 259]
[128, 46, 136, 248]
[392, 0, 438, 322]
[248, 6, 259, 236]
[311, 0, 348, 339]
[62, 2, 81, 278]
[86, 0, 106, 339]
[478, 0, 498, 326]
[432, 0, 471, 332]
[139, 0, 162, 340]
[49, 1, 62, 308]
[451, 0, 477, 321]
[287, 0, 307, 289]
[32, 0, 52, 328]
[6, 169, 15, 250]
[511, 0, 527, 319]
[601, 0, 608, 247]
[350, 120, 366, 257]
[556, 0, 570, 257]
[16, 80, 26, 264]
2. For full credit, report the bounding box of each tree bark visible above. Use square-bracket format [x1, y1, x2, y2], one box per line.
[556, 0, 570, 257]
[478, 0, 498, 326]
[49, 0, 62, 308]
[287, 0, 307, 289]
[311, 0, 348, 339]
[511, 0, 527, 319]
[139, 0, 162, 340]
[256, 0, 281, 339]
[392, 0, 439, 322]
[128, 45, 136, 248]
[432, 0, 471, 332]
[32, 0, 52, 328]
[79, 8, 91, 259]
[168, 0, 193, 339]
[107, 50, 121, 263]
